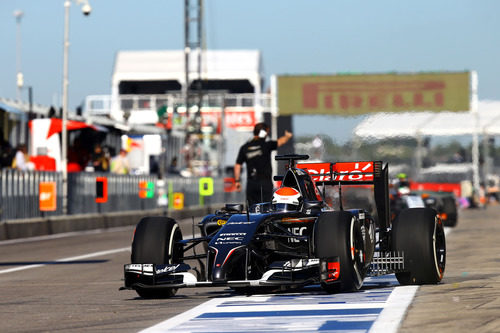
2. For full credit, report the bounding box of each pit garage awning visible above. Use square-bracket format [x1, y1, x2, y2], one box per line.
[0, 101, 27, 120]
[353, 100, 500, 139]
[28, 118, 107, 139]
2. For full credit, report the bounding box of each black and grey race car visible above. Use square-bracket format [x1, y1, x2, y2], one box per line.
[415, 190, 458, 227]
[121, 154, 446, 298]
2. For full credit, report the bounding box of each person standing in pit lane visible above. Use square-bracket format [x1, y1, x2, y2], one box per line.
[234, 122, 293, 206]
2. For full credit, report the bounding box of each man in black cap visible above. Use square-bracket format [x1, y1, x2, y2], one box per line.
[234, 122, 293, 206]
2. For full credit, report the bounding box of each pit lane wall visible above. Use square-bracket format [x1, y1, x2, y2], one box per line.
[0, 206, 219, 241]
[0, 169, 243, 240]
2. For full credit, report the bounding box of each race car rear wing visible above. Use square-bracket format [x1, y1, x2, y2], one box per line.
[296, 160, 391, 230]
[296, 161, 379, 184]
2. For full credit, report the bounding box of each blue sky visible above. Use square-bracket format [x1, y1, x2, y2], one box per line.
[1, 1, 499, 141]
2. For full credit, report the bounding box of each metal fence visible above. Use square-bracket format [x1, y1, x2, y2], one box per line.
[0, 169, 245, 221]
[0, 169, 63, 220]
[67, 172, 158, 215]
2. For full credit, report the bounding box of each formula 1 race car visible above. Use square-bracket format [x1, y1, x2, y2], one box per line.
[389, 174, 458, 227]
[121, 155, 446, 298]
[415, 191, 458, 227]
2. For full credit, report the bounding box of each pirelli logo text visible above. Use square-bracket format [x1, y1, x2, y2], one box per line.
[302, 81, 445, 112]
[278, 72, 470, 115]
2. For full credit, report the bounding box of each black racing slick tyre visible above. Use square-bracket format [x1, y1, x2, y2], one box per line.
[131, 216, 183, 298]
[314, 211, 367, 293]
[392, 208, 446, 285]
[442, 196, 458, 227]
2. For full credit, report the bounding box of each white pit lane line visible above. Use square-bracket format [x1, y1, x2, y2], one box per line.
[0, 226, 199, 275]
[0, 247, 131, 275]
[369, 285, 419, 333]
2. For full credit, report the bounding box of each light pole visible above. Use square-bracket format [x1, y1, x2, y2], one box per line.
[61, 0, 92, 214]
[14, 10, 24, 102]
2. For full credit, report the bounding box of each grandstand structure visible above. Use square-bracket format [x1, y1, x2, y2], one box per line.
[84, 49, 272, 173]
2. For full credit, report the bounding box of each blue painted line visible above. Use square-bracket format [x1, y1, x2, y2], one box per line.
[317, 301, 349, 304]
[197, 308, 383, 319]
[319, 320, 374, 331]
[140, 274, 419, 332]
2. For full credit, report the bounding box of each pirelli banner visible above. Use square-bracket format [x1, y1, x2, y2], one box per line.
[277, 72, 470, 115]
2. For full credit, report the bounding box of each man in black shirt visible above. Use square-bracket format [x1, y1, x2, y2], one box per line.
[234, 122, 293, 206]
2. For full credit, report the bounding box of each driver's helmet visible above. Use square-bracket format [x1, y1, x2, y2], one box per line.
[272, 187, 302, 211]
[396, 173, 410, 195]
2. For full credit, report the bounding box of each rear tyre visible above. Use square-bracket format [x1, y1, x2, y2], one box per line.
[442, 196, 458, 227]
[131, 216, 183, 298]
[392, 208, 446, 285]
[314, 211, 366, 293]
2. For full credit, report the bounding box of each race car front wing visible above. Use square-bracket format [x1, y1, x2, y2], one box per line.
[121, 260, 322, 291]
[121, 252, 406, 292]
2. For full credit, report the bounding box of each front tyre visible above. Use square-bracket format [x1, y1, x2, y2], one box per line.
[314, 211, 367, 293]
[392, 208, 446, 285]
[131, 216, 183, 298]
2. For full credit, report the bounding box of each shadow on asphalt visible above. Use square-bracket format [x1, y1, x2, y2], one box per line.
[0, 259, 108, 266]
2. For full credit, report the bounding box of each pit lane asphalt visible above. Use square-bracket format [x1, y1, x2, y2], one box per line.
[0, 207, 498, 332]
[0, 216, 224, 332]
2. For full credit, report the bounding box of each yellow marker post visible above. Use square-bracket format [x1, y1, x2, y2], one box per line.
[199, 177, 214, 206]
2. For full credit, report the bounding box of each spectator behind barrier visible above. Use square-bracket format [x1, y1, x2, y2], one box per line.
[91, 144, 110, 172]
[168, 156, 180, 175]
[111, 149, 130, 174]
[0, 130, 14, 169]
[12, 144, 34, 171]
